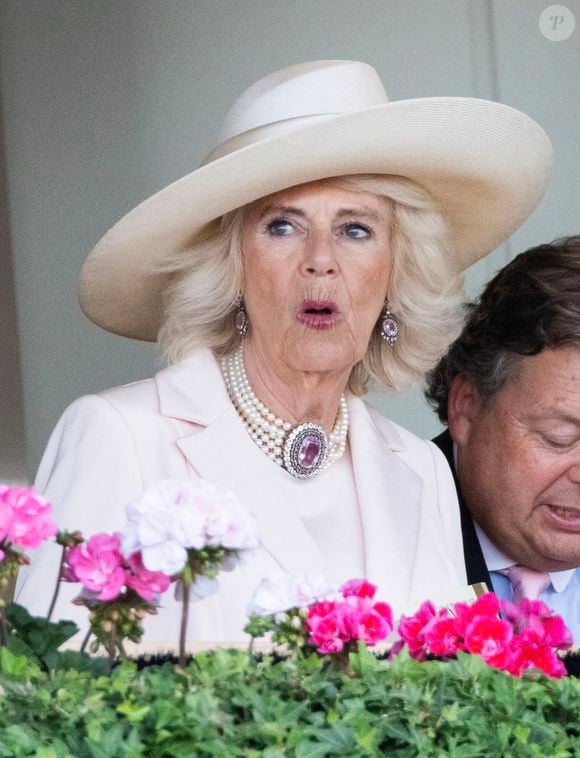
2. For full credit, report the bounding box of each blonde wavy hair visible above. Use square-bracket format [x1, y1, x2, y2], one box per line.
[157, 174, 465, 395]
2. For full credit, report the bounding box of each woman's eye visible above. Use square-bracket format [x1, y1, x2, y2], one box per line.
[344, 223, 372, 239]
[266, 218, 294, 237]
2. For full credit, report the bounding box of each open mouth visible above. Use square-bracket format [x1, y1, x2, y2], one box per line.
[543, 503, 580, 531]
[297, 300, 340, 330]
[306, 306, 333, 315]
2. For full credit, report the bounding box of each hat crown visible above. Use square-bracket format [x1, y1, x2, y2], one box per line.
[205, 60, 389, 163]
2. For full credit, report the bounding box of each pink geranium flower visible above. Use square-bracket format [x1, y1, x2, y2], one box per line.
[125, 552, 171, 603]
[68, 531, 173, 605]
[397, 600, 438, 660]
[356, 609, 391, 645]
[540, 614, 573, 648]
[464, 615, 513, 669]
[424, 615, 463, 657]
[0, 485, 58, 550]
[341, 578, 377, 600]
[68, 533, 127, 601]
[502, 598, 572, 648]
[307, 605, 342, 649]
[395, 591, 571, 679]
[305, 585, 393, 654]
[507, 628, 567, 678]
[453, 593, 500, 637]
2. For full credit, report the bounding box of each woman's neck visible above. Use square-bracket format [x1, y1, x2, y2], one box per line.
[242, 341, 350, 434]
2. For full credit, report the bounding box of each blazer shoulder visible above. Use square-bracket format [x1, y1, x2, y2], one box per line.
[365, 403, 440, 457]
[98, 375, 158, 412]
[364, 403, 455, 493]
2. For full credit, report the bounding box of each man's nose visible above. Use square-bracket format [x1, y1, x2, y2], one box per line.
[568, 457, 580, 483]
[301, 231, 337, 276]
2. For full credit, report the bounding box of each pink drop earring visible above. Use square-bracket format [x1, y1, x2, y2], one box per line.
[380, 300, 399, 345]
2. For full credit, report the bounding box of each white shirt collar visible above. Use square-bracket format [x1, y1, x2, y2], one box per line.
[474, 516, 575, 593]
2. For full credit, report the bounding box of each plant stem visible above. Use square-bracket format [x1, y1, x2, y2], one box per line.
[117, 638, 128, 661]
[47, 546, 66, 621]
[179, 566, 192, 668]
[0, 603, 7, 647]
[108, 630, 116, 670]
[79, 627, 92, 654]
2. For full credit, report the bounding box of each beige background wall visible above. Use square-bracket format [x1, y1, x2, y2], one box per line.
[0, 0, 579, 482]
[0, 92, 26, 483]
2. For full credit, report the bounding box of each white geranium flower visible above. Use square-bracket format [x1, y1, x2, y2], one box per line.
[174, 575, 220, 602]
[247, 572, 337, 617]
[220, 553, 240, 572]
[120, 478, 260, 578]
[141, 540, 187, 576]
[294, 574, 338, 606]
[170, 506, 206, 551]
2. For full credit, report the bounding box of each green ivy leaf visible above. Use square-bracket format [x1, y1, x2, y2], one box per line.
[5, 602, 79, 660]
[295, 740, 331, 758]
[116, 699, 151, 723]
[0, 647, 35, 678]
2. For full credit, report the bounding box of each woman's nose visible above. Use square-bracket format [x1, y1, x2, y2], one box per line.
[301, 232, 337, 276]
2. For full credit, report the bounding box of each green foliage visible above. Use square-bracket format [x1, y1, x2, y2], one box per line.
[5, 603, 109, 676]
[0, 646, 578, 755]
[6, 603, 78, 659]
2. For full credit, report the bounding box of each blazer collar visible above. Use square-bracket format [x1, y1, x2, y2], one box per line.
[156, 348, 231, 425]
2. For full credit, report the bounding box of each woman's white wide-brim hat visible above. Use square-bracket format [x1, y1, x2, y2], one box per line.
[79, 59, 553, 341]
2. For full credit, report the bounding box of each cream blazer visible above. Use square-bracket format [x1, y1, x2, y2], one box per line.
[15, 348, 466, 648]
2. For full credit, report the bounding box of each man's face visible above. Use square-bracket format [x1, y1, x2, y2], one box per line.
[449, 346, 580, 571]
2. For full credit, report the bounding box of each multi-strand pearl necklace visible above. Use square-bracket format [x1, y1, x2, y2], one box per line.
[220, 347, 349, 479]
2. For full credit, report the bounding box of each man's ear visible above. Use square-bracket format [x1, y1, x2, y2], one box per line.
[447, 374, 482, 446]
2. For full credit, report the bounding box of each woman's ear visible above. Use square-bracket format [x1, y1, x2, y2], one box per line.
[447, 374, 482, 446]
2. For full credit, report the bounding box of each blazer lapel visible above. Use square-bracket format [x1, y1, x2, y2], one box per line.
[432, 430, 491, 587]
[348, 397, 422, 609]
[156, 350, 324, 576]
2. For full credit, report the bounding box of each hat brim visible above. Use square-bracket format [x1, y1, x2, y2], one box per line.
[79, 96, 553, 341]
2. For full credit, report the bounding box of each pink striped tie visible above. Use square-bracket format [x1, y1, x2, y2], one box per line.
[500, 565, 551, 603]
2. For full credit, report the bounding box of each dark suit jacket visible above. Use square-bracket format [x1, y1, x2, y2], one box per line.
[432, 430, 492, 588]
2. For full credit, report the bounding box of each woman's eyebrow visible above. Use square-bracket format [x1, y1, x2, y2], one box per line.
[335, 207, 382, 222]
[258, 204, 306, 219]
[258, 204, 382, 221]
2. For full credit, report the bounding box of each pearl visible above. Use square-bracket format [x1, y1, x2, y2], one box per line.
[219, 345, 348, 479]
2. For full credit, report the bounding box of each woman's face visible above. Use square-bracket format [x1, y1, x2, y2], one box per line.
[241, 180, 393, 376]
